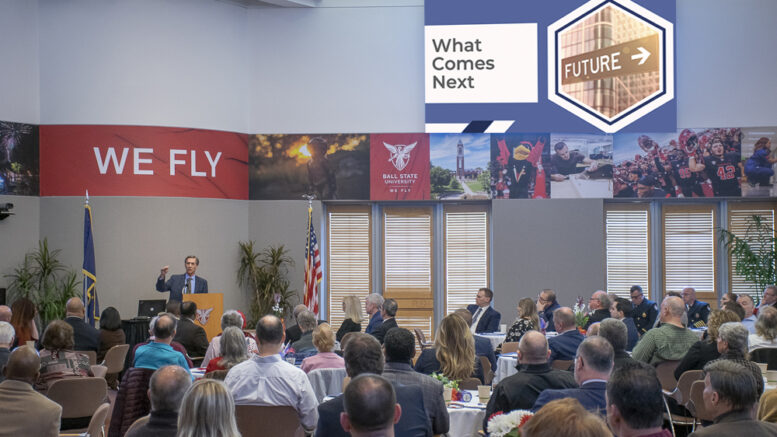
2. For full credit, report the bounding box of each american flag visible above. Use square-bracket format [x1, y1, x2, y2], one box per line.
[304, 206, 322, 316]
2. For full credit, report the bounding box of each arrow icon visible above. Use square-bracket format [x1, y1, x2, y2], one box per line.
[631, 46, 650, 65]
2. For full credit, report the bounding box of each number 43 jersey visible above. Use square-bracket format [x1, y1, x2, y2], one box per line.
[704, 152, 742, 197]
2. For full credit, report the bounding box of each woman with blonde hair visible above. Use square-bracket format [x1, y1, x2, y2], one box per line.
[301, 323, 345, 373]
[504, 297, 539, 343]
[414, 313, 483, 382]
[336, 296, 362, 342]
[176, 379, 241, 437]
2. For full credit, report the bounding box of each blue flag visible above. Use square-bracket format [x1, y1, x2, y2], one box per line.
[83, 200, 99, 326]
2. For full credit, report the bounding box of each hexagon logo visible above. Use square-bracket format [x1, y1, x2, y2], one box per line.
[548, 0, 673, 133]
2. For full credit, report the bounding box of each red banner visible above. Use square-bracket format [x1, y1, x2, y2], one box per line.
[370, 133, 430, 200]
[40, 125, 248, 199]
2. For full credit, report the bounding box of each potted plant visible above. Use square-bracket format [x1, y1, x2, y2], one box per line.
[573, 296, 589, 334]
[719, 215, 776, 303]
[4, 239, 81, 325]
[237, 241, 297, 326]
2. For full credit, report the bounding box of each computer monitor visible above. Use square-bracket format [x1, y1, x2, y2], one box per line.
[137, 299, 167, 318]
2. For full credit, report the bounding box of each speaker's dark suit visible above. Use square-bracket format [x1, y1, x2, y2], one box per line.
[156, 274, 208, 302]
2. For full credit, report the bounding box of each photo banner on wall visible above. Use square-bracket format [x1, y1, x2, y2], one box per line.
[430, 134, 490, 200]
[40, 125, 249, 199]
[424, 0, 676, 134]
[490, 133, 551, 199]
[370, 133, 430, 200]
[0, 121, 39, 196]
[549, 134, 613, 198]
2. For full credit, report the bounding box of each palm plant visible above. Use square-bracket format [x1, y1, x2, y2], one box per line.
[237, 241, 297, 325]
[719, 215, 776, 303]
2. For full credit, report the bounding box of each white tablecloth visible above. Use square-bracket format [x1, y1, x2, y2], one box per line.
[476, 333, 507, 351]
[493, 354, 518, 385]
[447, 390, 486, 437]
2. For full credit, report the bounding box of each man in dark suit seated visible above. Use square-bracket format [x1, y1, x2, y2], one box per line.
[689, 360, 777, 436]
[585, 290, 611, 328]
[532, 336, 613, 415]
[64, 297, 99, 352]
[537, 289, 561, 332]
[597, 318, 637, 371]
[382, 328, 449, 436]
[340, 374, 402, 437]
[172, 302, 208, 359]
[454, 308, 497, 372]
[315, 333, 432, 437]
[683, 287, 710, 328]
[484, 331, 576, 429]
[467, 287, 501, 334]
[156, 255, 208, 303]
[547, 307, 585, 362]
[606, 362, 670, 437]
[370, 298, 398, 345]
[285, 304, 327, 345]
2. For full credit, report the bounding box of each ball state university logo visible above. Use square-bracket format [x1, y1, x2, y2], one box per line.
[195, 307, 214, 325]
[384, 142, 418, 171]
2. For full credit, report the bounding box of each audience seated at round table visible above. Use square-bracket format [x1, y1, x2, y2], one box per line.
[301, 323, 345, 373]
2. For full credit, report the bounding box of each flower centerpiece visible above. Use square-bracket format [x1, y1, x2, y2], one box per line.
[573, 295, 589, 334]
[431, 373, 463, 401]
[487, 409, 534, 437]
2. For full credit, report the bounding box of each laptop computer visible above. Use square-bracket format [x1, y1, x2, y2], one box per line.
[137, 299, 167, 319]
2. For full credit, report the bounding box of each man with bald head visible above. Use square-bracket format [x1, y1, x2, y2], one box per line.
[64, 297, 100, 352]
[547, 307, 585, 362]
[0, 346, 62, 436]
[484, 331, 577, 429]
[0, 305, 11, 322]
[125, 365, 192, 437]
[632, 296, 699, 365]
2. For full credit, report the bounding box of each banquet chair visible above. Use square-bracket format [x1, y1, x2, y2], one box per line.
[687, 380, 716, 430]
[479, 356, 493, 385]
[59, 402, 111, 437]
[662, 370, 703, 437]
[307, 367, 347, 402]
[654, 360, 681, 392]
[751, 348, 777, 370]
[124, 415, 150, 437]
[100, 344, 130, 375]
[48, 377, 108, 420]
[77, 350, 98, 366]
[235, 405, 305, 437]
[501, 342, 519, 354]
[551, 359, 573, 371]
[414, 328, 433, 350]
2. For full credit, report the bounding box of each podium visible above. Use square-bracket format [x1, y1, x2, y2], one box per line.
[183, 293, 223, 342]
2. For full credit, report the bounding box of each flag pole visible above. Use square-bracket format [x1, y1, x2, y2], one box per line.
[302, 194, 316, 312]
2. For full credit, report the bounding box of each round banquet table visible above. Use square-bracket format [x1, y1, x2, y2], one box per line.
[493, 353, 518, 385]
[476, 333, 507, 351]
[447, 390, 486, 437]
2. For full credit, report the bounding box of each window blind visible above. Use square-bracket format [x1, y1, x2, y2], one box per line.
[605, 207, 650, 299]
[444, 208, 489, 313]
[327, 207, 370, 334]
[663, 207, 716, 295]
[728, 206, 775, 298]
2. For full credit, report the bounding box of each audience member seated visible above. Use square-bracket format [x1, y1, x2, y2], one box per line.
[0, 305, 10, 322]
[291, 310, 318, 354]
[382, 328, 449, 436]
[165, 300, 181, 319]
[606, 361, 671, 437]
[722, 301, 745, 321]
[370, 298, 399, 344]
[205, 326, 249, 374]
[201, 310, 258, 368]
[224, 315, 318, 433]
[364, 294, 385, 335]
[706, 322, 764, 396]
[315, 333, 431, 437]
[547, 307, 585, 362]
[176, 379, 241, 437]
[454, 308, 497, 372]
[130, 315, 193, 368]
[414, 313, 484, 383]
[10, 297, 38, 348]
[336, 295, 362, 342]
[134, 314, 191, 376]
[340, 374, 402, 437]
[537, 289, 561, 332]
[0, 322, 14, 382]
[759, 389, 777, 423]
[683, 287, 711, 328]
[125, 365, 192, 437]
[63, 297, 100, 353]
[521, 398, 612, 437]
[0, 346, 62, 437]
[532, 336, 613, 415]
[585, 290, 611, 329]
[674, 309, 739, 379]
[609, 298, 639, 350]
[749, 305, 777, 351]
[37, 320, 93, 389]
[738, 294, 758, 333]
[689, 360, 777, 436]
[586, 322, 600, 337]
[630, 285, 658, 336]
[484, 331, 576, 429]
[97, 306, 126, 362]
[632, 296, 699, 365]
[597, 319, 636, 370]
[503, 297, 539, 345]
[285, 304, 310, 344]
[173, 301, 209, 359]
[468, 287, 501, 333]
[301, 323, 345, 373]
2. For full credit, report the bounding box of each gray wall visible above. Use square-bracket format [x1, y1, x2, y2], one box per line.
[0, 195, 41, 295]
[492, 199, 606, 319]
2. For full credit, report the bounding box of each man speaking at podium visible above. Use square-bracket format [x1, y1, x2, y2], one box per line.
[156, 255, 209, 302]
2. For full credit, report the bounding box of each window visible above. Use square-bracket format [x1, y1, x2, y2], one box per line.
[444, 206, 489, 313]
[728, 203, 776, 298]
[326, 206, 371, 334]
[663, 205, 716, 298]
[605, 205, 650, 298]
